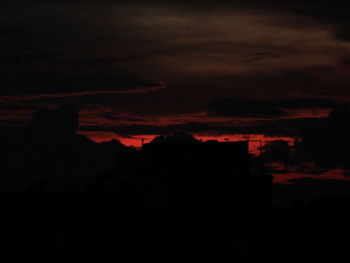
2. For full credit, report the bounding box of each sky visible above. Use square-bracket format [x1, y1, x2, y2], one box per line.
[3, 1, 350, 183]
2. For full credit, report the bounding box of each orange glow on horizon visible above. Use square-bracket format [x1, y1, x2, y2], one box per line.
[77, 131, 158, 147]
[78, 130, 295, 155]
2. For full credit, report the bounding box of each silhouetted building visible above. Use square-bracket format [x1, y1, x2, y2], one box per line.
[141, 140, 271, 214]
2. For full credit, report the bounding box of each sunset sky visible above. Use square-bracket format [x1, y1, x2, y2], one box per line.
[2, 1, 350, 183]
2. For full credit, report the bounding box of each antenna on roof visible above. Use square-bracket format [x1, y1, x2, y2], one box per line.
[140, 138, 147, 147]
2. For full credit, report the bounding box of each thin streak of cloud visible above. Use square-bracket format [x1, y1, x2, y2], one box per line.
[0, 84, 165, 103]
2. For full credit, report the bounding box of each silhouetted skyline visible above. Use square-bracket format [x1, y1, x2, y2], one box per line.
[3, 1, 350, 256]
[2, 1, 350, 185]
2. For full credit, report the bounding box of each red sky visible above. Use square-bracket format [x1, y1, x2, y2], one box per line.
[2, 1, 350, 185]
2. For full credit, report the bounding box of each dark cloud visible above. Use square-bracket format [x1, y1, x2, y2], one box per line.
[1, 0, 349, 109]
[0, 54, 164, 102]
[78, 122, 213, 136]
[206, 98, 340, 119]
[277, 99, 340, 109]
[0, 25, 27, 39]
[293, 2, 350, 41]
[76, 116, 322, 138]
[207, 98, 286, 118]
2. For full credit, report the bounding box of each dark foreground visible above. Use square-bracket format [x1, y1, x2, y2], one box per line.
[2, 190, 350, 258]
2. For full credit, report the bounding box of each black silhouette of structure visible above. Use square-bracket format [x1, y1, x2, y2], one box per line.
[131, 138, 272, 255]
[5, 106, 350, 256]
[9, 106, 344, 256]
[141, 139, 271, 212]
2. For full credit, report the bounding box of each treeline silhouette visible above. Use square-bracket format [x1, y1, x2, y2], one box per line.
[1, 104, 132, 191]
